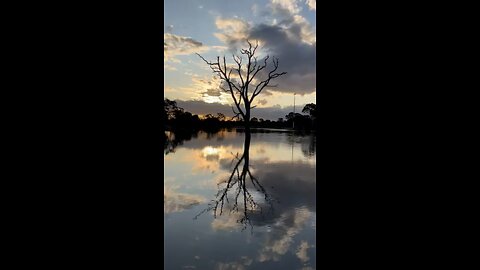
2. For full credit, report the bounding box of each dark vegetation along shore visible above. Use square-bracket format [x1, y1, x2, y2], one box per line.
[163, 99, 317, 133]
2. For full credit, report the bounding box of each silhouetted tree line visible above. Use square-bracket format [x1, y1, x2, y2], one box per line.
[163, 99, 317, 132]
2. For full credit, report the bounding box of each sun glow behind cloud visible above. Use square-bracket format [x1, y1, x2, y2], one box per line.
[202, 95, 230, 104]
[202, 146, 220, 157]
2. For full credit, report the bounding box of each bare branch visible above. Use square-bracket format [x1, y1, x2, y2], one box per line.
[230, 81, 242, 93]
[197, 42, 286, 123]
[223, 56, 228, 74]
[196, 53, 214, 65]
[231, 106, 241, 120]
[250, 57, 287, 103]
[219, 85, 229, 92]
[233, 54, 245, 90]
[252, 40, 259, 56]
[248, 55, 269, 84]
[250, 56, 257, 73]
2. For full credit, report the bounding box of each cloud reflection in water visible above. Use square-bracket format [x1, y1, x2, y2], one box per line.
[164, 129, 316, 269]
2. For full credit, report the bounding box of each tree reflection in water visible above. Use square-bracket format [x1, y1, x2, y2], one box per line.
[195, 130, 275, 231]
[164, 131, 196, 155]
[164, 129, 316, 231]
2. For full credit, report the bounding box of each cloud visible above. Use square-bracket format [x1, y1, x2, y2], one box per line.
[164, 64, 177, 71]
[252, 4, 260, 16]
[296, 241, 311, 263]
[213, 256, 253, 270]
[240, 256, 253, 266]
[305, 0, 316, 11]
[257, 208, 313, 262]
[263, 0, 314, 43]
[164, 33, 209, 62]
[270, 0, 302, 14]
[212, 255, 253, 270]
[164, 189, 205, 214]
[202, 88, 222, 97]
[249, 161, 316, 211]
[215, 261, 246, 270]
[214, 18, 250, 52]
[182, 146, 235, 173]
[258, 99, 268, 105]
[212, 3, 316, 95]
[211, 213, 243, 231]
[175, 99, 233, 117]
[167, 76, 232, 104]
[247, 24, 315, 95]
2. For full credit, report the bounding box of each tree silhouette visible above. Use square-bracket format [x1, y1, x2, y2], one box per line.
[195, 130, 274, 231]
[302, 103, 317, 118]
[164, 99, 180, 120]
[196, 40, 287, 129]
[216, 113, 226, 121]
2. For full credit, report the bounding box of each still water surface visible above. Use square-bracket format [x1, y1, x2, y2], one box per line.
[164, 129, 316, 270]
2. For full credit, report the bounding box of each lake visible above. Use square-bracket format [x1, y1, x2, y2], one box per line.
[164, 129, 316, 270]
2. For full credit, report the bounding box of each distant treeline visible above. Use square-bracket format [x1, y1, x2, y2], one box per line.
[163, 99, 317, 132]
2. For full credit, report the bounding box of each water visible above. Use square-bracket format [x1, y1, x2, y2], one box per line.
[164, 129, 316, 270]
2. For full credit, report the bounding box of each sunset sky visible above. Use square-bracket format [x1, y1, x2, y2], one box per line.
[164, 0, 316, 120]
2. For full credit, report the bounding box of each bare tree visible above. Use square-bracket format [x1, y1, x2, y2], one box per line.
[196, 40, 287, 128]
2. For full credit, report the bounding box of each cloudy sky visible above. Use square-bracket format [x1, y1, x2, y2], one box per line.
[164, 0, 316, 120]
